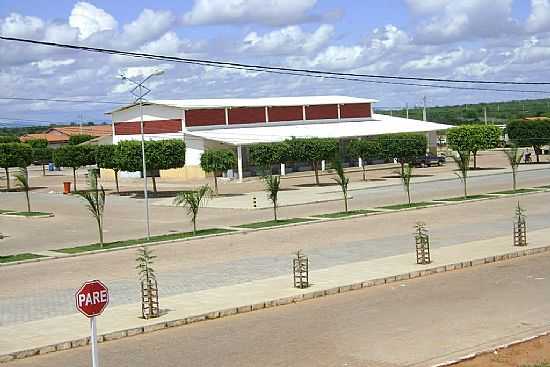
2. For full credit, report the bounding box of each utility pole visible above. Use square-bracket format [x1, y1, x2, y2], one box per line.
[484, 107, 488, 125]
[422, 96, 427, 121]
[406, 103, 409, 119]
[79, 113, 83, 134]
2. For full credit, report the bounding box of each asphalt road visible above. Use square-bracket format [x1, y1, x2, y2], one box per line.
[8, 252, 550, 367]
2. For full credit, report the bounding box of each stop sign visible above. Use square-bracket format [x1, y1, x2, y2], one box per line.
[75, 280, 109, 317]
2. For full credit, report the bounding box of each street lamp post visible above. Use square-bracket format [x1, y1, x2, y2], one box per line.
[119, 70, 164, 239]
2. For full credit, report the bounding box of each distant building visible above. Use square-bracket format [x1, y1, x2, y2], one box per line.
[20, 125, 113, 148]
[108, 96, 452, 180]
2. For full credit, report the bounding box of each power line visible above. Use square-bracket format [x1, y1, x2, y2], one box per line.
[1, 36, 550, 94]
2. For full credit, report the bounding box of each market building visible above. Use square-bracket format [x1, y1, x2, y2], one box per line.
[107, 96, 452, 180]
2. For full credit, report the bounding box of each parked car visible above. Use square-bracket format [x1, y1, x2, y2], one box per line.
[412, 154, 446, 168]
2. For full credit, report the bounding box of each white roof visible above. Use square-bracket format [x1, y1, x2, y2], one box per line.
[186, 114, 452, 146]
[108, 95, 377, 113]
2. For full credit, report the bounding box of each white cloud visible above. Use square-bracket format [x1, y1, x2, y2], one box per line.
[0, 13, 44, 38]
[402, 48, 468, 71]
[183, 0, 318, 26]
[288, 45, 365, 70]
[526, 0, 550, 33]
[370, 25, 411, 50]
[122, 9, 175, 46]
[410, 0, 519, 44]
[240, 24, 333, 55]
[69, 2, 118, 40]
[32, 59, 76, 71]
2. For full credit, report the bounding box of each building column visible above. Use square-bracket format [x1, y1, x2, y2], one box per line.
[426, 131, 438, 155]
[237, 145, 243, 182]
[280, 163, 286, 176]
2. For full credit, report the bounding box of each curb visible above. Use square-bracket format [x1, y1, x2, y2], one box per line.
[0, 213, 54, 219]
[2, 244, 549, 363]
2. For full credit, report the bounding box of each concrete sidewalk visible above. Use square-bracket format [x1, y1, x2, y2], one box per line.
[2, 227, 550, 363]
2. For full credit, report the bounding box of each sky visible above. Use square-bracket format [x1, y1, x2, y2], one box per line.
[1, 0, 550, 125]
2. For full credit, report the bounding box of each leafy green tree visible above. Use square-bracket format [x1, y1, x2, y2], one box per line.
[27, 139, 52, 176]
[347, 139, 381, 181]
[249, 143, 287, 175]
[200, 149, 236, 195]
[447, 125, 501, 168]
[507, 119, 550, 163]
[504, 145, 524, 192]
[332, 159, 350, 212]
[398, 163, 414, 206]
[117, 140, 186, 193]
[452, 151, 471, 199]
[96, 144, 121, 193]
[286, 138, 339, 185]
[263, 174, 281, 221]
[173, 185, 212, 235]
[69, 134, 95, 145]
[53, 145, 96, 192]
[0, 143, 33, 190]
[0, 135, 19, 144]
[76, 172, 106, 247]
[377, 133, 426, 175]
[14, 168, 31, 212]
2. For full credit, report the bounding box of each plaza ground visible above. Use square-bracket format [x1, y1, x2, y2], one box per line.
[1, 150, 550, 255]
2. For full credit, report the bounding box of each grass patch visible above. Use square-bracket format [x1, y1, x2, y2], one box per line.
[4, 211, 52, 217]
[377, 202, 439, 210]
[488, 188, 541, 195]
[54, 228, 234, 254]
[237, 218, 315, 229]
[0, 253, 45, 263]
[434, 194, 492, 202]
[313, 209, 381, 218]
[0, 209, 15, 214]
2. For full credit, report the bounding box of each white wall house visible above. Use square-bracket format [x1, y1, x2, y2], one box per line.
[107, 96, 451, 181]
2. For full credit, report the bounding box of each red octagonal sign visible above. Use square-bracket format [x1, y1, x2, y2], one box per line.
[75, 280, 109, 317]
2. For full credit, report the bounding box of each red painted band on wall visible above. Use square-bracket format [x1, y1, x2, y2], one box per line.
[228, 107, 266, 124]
[186, 109, 226, 127]
[305, 104, 338, 120]
[340, 103, 371, 118]
[268, 106, 303, 122]
[114, 119, 181, 135]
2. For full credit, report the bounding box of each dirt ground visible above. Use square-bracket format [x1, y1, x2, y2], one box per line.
[454, 334, 550, 367]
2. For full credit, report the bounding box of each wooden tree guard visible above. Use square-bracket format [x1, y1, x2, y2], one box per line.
[415, 223, 431, 265]
[141, 279, 160, 319]
[293, 251, 309, 289]
[514, 220, 527, 247]
[514, 202, 527, 247]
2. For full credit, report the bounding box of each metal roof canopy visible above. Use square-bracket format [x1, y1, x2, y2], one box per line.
[186, 114, 452, 146]
[107, 95, 378, 114]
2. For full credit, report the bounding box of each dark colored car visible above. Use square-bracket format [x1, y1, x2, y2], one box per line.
[412, 154, 446, 168]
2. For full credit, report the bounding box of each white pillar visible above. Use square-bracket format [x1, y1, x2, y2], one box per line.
[280, 163, 286, 176]
[237, 145, 243, 182]
[321, 160, 326, 171]
[358, 157, 363, 168]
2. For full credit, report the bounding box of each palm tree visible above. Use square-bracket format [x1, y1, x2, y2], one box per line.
[332, 159, 350, 212]
[263, 175, 281, 221]
[452, 151, 471, 199]
[173, 185, 212, 235]
[398, 163, 414, 206]
[14, 168, 31, 213]
[504, 145, 523, 192]
[77, 172, 106, 247]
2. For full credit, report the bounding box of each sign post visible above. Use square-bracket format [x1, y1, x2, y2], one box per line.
[75, 280, 109, 367]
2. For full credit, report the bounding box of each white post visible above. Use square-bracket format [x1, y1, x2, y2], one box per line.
[358, 157, 363, 168]
[406, 103, 409, 119]
[423, 96, 427, 121]
[90, 316, 99, 367]
[484, 107, 488, 125]
[280, 163, 286, 176]
[237, 145, 243, 182]
[321, 160, 326, 171]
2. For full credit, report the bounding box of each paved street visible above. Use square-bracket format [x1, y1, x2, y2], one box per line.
[1, 161, 550, 254]
[7, 251, 550, 367]
[2, 192, 550, 326]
